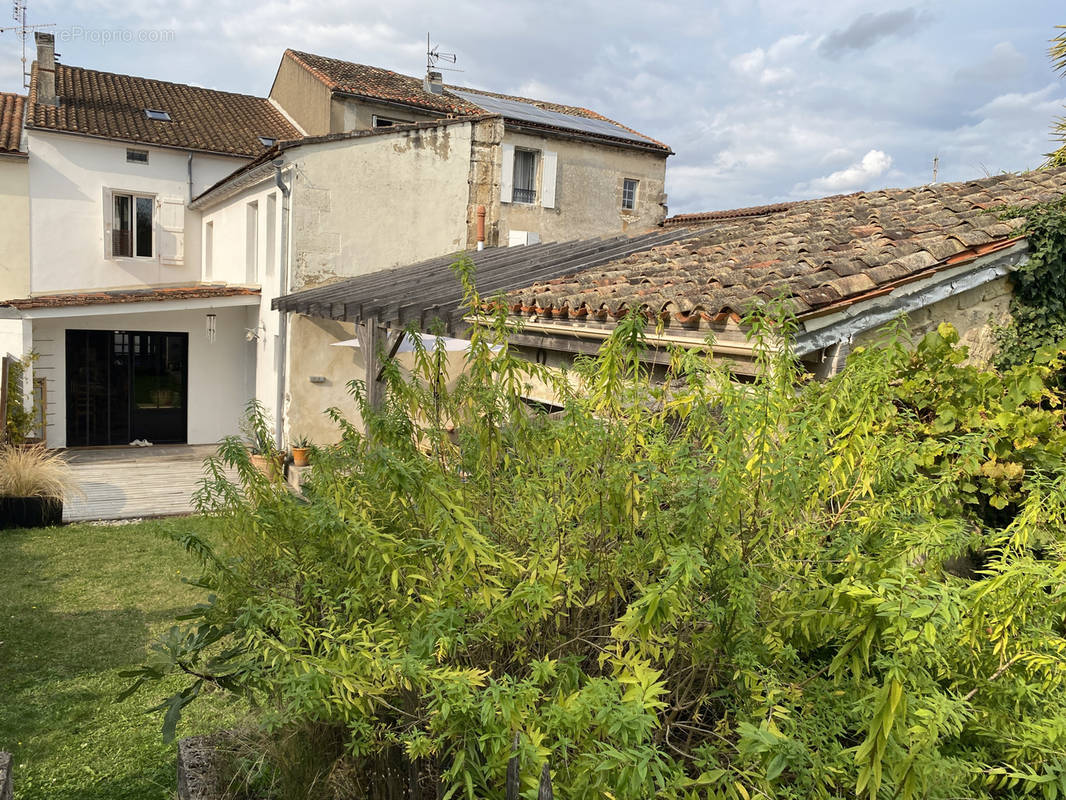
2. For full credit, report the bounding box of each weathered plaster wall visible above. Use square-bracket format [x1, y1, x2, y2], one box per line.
[282, 121, 477, 442]
[269, 56, 332, 136]
[500, 130, 668, 243]
[852, 276, 1012, 366]
[289, 122, 474, 289]
[284, 315, 362, 444]
[331, 96, 440, 133]
[0, 156, 29, 301]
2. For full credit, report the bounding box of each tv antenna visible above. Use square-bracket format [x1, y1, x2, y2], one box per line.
[0, 1, 55, 88]
[932, 154, 939, 184]
[426, 33, 461, 73]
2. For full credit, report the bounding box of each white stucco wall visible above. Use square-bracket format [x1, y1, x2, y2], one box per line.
[201, 179, 287, 430]
[27, 130, 248, 294]
[0, 156, 30, 300]
[30, 303, 256, 447]
[0, 316, 31, 360]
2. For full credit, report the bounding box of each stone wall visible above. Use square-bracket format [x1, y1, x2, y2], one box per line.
[854, 276, 1013, 366]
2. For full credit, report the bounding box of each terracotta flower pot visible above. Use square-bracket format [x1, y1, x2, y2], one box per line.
[291, 447, 310, 467]
[250, 453, 284, 480]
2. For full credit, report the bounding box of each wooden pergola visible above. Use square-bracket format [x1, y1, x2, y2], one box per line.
[272, 228, 694, 405]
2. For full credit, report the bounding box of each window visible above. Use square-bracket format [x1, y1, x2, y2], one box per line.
[246, 201, 259, 283]
[265, 193, 277, 277]
[513, 149, 538, 204]
[112, 193, 154, 258]
[622, 178, 638, 210]
[204, 221, 214, 280]
[144, 108, 171, 121]
[372, 115, 409, 128]
[126, 148, 149, 164]
[258, 136, 277, 147]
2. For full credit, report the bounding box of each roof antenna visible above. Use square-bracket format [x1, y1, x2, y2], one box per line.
[425, 32, 460, 73]
[931, 154, 939, 184]
[0, 0, 55, 88]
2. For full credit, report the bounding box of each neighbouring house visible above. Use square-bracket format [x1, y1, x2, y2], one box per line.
[0, 32, 299, 447]
[0, 92, 29, 329]
[190, 49, 673, 443]
[269, 50, 672, 243]
[272, 168, 1066, 409]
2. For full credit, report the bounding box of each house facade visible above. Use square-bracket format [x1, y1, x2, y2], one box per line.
[0, 37, 673, 447]
[0, 33, 298, 448]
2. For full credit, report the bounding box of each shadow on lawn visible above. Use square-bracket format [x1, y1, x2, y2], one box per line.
[0, 605, 195, 693]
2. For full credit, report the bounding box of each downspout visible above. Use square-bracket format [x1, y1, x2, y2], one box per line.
[187, 154, 193, 202]
[273, 159, 291, 448]
[476, 205, 486, 251]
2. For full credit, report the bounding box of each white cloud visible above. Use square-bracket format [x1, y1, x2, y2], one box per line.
[798, 150, 893, 195]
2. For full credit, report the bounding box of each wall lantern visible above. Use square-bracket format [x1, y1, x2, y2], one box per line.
[205, 313, 217, 344]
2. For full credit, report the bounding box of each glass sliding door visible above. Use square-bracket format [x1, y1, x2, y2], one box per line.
[66, 330, 188, 446]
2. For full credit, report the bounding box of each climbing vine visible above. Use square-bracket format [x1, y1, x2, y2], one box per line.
[994, 195, 1066, 371]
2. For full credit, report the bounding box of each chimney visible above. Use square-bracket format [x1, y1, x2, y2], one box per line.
[35, 32, 57, 107]
[423, 70, 443, 95]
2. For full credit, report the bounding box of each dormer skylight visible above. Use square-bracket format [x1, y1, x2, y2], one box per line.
[258, 136, 277, 147]
[144, 108, 171, 121]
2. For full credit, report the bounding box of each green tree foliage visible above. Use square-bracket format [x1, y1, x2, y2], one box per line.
[994, 197, 1066, 374]
[127, 278, 1066, 799]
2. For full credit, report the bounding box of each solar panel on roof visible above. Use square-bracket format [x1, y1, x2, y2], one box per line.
[452, 90, 655, 145]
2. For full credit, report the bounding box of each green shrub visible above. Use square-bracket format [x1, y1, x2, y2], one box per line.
[127, 281, 1066, 799]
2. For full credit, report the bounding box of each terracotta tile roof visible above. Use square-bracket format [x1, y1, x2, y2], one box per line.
[2, 285, 259, 310]
[664, 202, 797, 226]
[286, 50, 482, 115]
[506, 168, 1066, 325]
[285, 50, 668, 151]
[27, 63, 300, 158]
[0, 92, 26, 154]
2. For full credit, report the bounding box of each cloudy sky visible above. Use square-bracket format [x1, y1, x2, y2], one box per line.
[1, 1, 1063, 214]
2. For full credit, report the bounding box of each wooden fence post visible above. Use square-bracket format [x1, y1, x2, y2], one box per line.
[537, 761, 553, 800]
[0, 355, 10, 445]
[505, 732, 520, 800]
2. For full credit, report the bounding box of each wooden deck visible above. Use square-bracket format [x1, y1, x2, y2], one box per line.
[62, 444, 225, 522]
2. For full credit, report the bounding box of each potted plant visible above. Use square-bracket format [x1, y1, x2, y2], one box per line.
[248, 430, 284, 480]
[290, 435, 311, 468]
[0, 445, 78, 529]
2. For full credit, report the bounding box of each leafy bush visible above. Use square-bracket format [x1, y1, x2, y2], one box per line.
[130, 286, 1066, 799]
[3, 352, 40, 444]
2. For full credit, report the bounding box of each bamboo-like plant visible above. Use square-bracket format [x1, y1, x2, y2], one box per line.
[1047, 25, 1066, 166]
[125, 266, 1066, 800]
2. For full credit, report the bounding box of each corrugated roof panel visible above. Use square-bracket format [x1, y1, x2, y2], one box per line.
[452, 90, 656, 145]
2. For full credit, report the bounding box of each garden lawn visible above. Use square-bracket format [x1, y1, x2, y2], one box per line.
[0, 517, 247, 800]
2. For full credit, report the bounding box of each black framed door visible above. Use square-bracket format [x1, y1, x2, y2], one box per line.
[66, 330, 188, 446]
